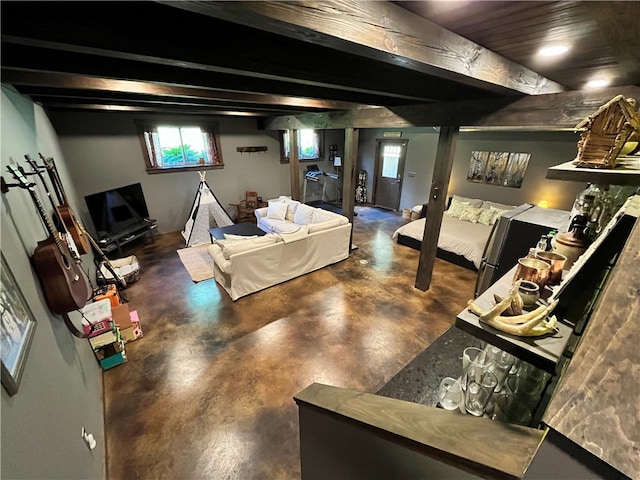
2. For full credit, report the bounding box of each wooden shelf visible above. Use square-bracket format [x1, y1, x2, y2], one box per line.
[455, 267, 574, 373]
[546, 156, 640, 186]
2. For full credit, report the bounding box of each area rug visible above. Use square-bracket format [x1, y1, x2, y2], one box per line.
[177, 244, 214, 282]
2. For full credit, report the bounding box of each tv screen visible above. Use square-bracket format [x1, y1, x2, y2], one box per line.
[85, 183, 150, 236]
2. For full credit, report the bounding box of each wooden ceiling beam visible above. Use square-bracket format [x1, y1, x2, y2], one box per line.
[164, 0, 565, 95]
[40, 103, 267, 116]
[1, 68, 362, 111]
[261, 85, 640, 130]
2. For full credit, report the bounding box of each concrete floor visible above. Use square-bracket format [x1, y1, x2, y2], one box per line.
[103, 206, 477, 479]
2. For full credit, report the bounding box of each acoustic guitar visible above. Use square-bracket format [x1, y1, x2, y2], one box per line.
[37, 153, 89, 255]
[6, 164, 89, 314]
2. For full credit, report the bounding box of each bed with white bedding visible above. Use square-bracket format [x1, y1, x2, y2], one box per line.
[392, 196, 515, 270]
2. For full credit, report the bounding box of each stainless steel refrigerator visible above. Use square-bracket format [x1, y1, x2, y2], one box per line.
[474, 204, 571, 296]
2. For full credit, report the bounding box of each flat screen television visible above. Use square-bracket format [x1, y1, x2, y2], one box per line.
[85, 183, 150, 236]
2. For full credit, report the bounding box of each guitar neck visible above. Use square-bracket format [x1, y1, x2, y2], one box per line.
[40, 154, 68, 205]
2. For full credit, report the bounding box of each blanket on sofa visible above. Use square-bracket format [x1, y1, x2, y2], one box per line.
[278, 225, 309, 244]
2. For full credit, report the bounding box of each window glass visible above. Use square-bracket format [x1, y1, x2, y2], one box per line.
[382, 144, 401, 178]
[281, 129, 322, 162]
[137, 122, 222, 173]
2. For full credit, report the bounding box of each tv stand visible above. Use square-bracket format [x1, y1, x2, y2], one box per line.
[99, 219, 157, 256]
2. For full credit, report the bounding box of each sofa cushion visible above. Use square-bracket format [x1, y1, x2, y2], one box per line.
[266, 201, 288, 220]
[294, 203, 316, 225]
[217, 234, 278, 259]
[311, 208, 346, 225]
[308, 218, 343, 233]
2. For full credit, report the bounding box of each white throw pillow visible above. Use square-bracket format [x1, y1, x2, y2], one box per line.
[266, 201, 288, 220]
[293, 203, 316, 225]
[224, 234, 258, 240]
[308, 218, 343, 233]
[285, 200, 300, 222]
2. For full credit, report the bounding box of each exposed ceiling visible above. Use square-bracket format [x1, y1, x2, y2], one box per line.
[1, 1, 639, 126]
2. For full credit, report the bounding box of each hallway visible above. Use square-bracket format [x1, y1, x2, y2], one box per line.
[103, 207, 477, 479]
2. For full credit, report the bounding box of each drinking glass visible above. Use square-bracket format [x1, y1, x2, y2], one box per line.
[462, 347, 491, 390]
[486, 347, 516, 393]
[493, 394, 533, 426]
[464, 371, 497, 416]
[437, 377, 463, 411]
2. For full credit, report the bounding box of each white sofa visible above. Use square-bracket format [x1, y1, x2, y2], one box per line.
[207, 198, 351, 300]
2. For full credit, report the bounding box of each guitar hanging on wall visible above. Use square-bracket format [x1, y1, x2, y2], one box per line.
[38, 153, 89, 255]
[6, 164, 89, 315]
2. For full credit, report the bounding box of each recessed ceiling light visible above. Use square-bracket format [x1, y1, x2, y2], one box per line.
[585, 79, 610, 89]
[537, 45, 570, 57]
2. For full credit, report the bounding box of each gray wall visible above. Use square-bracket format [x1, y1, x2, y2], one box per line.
[1, 86, 105, 479]
[49, 112, 291, 235]
[358, 128, 588, 212]
[49, 113, 347, 235]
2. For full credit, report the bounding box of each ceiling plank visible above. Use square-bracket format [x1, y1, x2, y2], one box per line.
[580, 1, 640, 86]
[261, 85, 640, 130]
[164, 0, 566, 95]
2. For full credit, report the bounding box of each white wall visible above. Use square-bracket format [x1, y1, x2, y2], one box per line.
[357, 128, 588, 211]
[1, 86, 105, 479]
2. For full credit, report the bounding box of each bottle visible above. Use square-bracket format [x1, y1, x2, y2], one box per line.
[526, 247, 538, 259]
[546, 230, 557, 251]
[536, 235, 548, 252]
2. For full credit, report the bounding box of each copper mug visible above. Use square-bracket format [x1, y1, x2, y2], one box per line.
[535, 251, 567, 286]
[513, 258, 550, 289]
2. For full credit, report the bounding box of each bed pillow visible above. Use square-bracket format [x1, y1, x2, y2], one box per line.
[293, 203, 316, 225]
[446, 199, 471, 218]
[266, 201, 288, 220]
[451, 195, 483, 208]
[477, 208, 498, 226]
[482, 200, 516, 211]
[457, 205, 484, 223]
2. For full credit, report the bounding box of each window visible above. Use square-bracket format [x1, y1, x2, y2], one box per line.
[137, 122, 223, 173]
[280, 129, 322, 163]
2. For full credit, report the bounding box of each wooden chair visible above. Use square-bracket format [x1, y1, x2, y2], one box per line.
[235, 191, 260, 223]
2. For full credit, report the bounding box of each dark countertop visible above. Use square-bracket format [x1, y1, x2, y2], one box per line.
[376, 326, 482, 407]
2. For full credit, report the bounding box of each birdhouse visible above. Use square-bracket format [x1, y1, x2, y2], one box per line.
[573, 95, 640, 168]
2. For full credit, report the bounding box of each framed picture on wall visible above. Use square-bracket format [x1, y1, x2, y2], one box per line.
[467, 150, 531, 188]
[1, 254, 37, 396]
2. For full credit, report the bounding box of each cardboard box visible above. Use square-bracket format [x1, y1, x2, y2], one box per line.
[111, 304, 132, 330]
[100, 351, 127, 370]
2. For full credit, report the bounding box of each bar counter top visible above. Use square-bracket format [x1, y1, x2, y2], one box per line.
[543, 220, 640, 480]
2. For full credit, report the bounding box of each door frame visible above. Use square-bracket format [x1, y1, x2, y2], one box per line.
[372, 138, 409, 211]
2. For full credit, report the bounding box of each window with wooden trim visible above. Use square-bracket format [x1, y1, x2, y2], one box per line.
[280, 129, 323, 163]
[137, 122, 223, 173]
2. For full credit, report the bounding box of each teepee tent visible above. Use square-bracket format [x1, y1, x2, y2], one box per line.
[182, 172, 233, 247]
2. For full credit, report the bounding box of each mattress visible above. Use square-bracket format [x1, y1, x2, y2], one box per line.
[392, 214, 493, 269]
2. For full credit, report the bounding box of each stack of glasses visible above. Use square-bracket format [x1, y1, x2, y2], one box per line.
[436, 344, 551, 426]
